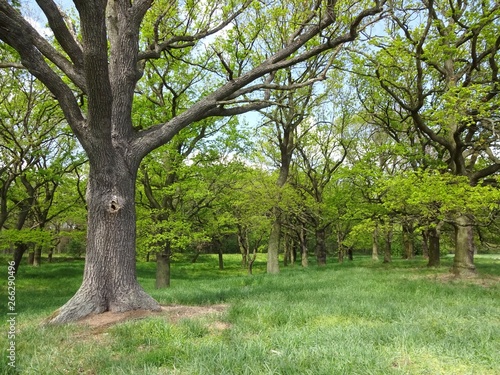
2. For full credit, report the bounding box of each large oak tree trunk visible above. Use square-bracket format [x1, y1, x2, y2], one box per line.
[452, 215, 476, 276]
[47, 156, 161, 324]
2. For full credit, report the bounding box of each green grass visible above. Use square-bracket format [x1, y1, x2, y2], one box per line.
[1, 254, 499, 374]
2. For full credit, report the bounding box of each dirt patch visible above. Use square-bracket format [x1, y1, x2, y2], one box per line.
[76, 304, 230, 332]
[429, 273, 500, 287]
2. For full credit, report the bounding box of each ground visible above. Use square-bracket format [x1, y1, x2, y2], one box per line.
[76, 304, 230, 333]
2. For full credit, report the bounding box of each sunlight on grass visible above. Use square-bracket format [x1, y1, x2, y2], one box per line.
[1, 254, 498, 374]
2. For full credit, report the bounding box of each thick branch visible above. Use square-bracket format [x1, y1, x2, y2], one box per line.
[35, 0, 84, 69]
[132, 1, 386, 159]
[0, 2, 86, 91]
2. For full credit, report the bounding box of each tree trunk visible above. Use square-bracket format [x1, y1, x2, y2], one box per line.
[300, 225, 308, 267]
[248, 249, 257, 275]
[452, 215, 476, 276]
[402, 223, 414, 259]
[427, 227, 441, 268]
[46, 158, 160, 324]
[28, 251, 35, 265]
[156, 242, 171, 288]
[283, 231, 294, 266]
[372, 225, 379, 261]
[422, 230, 429, 259]
[33, 245, 42, 267]
[383, 225, 392, 263]
[267, 214, 281, 274]
[337, 228, 344, 263]
[13, 243, 28, 274]
[316, 227, 327, 266]
[218, 243, 224, 270]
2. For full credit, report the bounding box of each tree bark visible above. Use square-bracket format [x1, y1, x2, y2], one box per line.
[402, 223, 414, 259]
[337, 228, 345, 263]
[426, 227, 441, 268]
[372, 225, 379, 261]
[13, 243, 28, 275]
[300, 225, 308, 267]
[156, 242, 171, 288]
[28, 251, 35, 266]
[383, 225, 392, 263]
[316, 227, 327, 266]
[422, 230, 429, 259]
[217, 242, 224, 270]
[267, 214, 281, 274]
[46, 156, 161, 324]
[33, 245, 42, 267]
[452, 215, 476, 276]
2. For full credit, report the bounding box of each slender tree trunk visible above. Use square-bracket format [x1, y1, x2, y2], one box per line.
[422, 230, 429, 259]
[156, 242, 171, 288]
[316, 227, 327, 266]
[372, 225, 379, 261]
[427, 227, 441, 268]
[28, 251, 35, 265]
[267, 213, 281, 274]
[300, 225, 308, 267]
[46, 157, 160, 324]
[237, 227, 248, 268]
[217, 242, 224, 270]
[452, 215, 476, 276]
[383, 225, 392, 263]
[402, 223, 414, 259]
[248, 249, 257, 275]
[33, 245, 42, 267]
[337, 228, 344, 263]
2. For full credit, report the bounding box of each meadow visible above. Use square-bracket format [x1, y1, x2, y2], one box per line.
[1, 254, 499, 375]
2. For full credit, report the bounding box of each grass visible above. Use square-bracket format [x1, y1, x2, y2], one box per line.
[1, 254, 499, 374]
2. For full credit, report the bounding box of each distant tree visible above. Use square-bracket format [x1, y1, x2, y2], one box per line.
[352, 0, 500, 275]
[0, 69, 84, 272]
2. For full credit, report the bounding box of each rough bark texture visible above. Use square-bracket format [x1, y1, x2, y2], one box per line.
[47, 157, 161, 324]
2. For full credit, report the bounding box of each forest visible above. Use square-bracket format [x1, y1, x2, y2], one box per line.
[1, 1, 499, 373]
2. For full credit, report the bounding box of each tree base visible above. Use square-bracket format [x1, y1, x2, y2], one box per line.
[44, 284, 161, 325]
[451, 264, 477, 278]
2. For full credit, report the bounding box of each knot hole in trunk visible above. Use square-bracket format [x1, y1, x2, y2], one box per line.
[109, 195, 121, 213]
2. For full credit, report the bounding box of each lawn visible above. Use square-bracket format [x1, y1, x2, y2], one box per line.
[1, 254, 499, 374]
